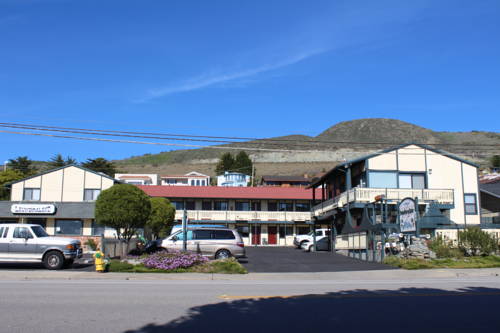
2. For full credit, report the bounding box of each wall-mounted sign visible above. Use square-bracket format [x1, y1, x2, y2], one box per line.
[11, 204, 56, 215]
[398, 198, 417, 232]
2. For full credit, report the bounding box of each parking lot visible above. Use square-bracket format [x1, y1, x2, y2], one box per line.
[241, 246, 395, 272]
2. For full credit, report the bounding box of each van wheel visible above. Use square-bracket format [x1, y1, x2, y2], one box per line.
[43, 251, 65, 270]
[215, 249, 231, 259]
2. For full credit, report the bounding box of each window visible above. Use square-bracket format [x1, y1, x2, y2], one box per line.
[398, 173, 426, 189]
[185, 201, 195, 210]
[267, 201, 278, 211]
[213, 230, 235, 239]
[23, 188, 40, 201]
[27, 218, 46, 229]
[31, 226, 48, 238]
[368, 172, 397, 188]
[297, 226, 311, 235]
[0, 227, 4, 238]
[279, 201, 293, 211]
[166, 179, 177, 185]
[202, 201, 212, 210]
[190, 180, 195, 186]
[55, 220, 83, 235]
[92, 221, 105, 236]
[201, 180, 206, 186]
[464, 194, 478, 215]
[171, 201, 184, 210]
[214, 201, 228, 211]
[84, 189, 101, 201]
[236, 226, 249, 237]
[193, 230, 212, 240]
[196, 180, 200, 186]
[295, 202, 310, 212]
[174, 230, 193, 240]
[235, 201, 250, 211]
[279, 225, 293, 238]
[251, 201, 261, 211]
[13, 227, 33, 239]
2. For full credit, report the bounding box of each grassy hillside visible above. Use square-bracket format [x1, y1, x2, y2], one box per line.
[115, 118, 500, 176]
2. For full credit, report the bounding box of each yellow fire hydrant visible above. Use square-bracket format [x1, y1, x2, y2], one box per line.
[93, 249, 105, 273]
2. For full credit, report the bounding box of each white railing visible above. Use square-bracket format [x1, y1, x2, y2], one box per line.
[174, 210, 311, 222]
[313, 188, 454, 216]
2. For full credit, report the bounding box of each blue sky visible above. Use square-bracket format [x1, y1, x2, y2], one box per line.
[1, 0, 499, 162]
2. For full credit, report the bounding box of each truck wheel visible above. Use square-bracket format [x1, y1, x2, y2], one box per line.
[43, 251, 65, 270]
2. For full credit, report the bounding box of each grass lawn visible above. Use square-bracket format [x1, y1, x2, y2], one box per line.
[384, 255, 500, 270]
[108, 257, 248, 274]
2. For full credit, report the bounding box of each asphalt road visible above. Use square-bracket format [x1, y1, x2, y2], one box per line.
[1, 276, 500, 333]
[242, 246, 394, 272]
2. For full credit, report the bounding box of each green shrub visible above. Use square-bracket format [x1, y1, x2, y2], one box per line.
[458, 227, 498, 256]
[191, 258, 247, 274]
[85, 238, 98, 251]
[428, 236, 463, 259]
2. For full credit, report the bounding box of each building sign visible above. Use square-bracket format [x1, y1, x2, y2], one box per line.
[11, 204, 56, 215]
[398, 198, 417, 232]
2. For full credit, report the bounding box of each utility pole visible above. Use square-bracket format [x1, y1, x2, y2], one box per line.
[182, 209, 187, 252]
[251, 156, 255, 187]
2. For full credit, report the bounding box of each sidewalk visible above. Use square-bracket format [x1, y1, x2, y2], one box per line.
[0, 267, 499, 281]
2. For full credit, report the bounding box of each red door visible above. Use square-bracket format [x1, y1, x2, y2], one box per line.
[251, 226, 261, 245]
[268, 226, 277, 245]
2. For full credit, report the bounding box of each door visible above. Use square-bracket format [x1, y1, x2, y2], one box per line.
[268, 226, 277, 245]
[192, 229, 213, 255]
[8, 226, 38, 259]
[251, 226, 261, 245]
[0, 226, 9, 258]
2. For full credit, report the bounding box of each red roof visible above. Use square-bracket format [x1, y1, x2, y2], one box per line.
[137, 185, 319, 200]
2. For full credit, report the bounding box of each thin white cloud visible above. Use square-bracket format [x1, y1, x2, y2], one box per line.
[140, 48, 327, 101]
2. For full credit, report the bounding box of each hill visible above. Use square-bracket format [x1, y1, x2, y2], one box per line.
[115, 118, 500, 176]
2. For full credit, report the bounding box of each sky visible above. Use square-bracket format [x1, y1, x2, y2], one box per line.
[0, 0, 499, 162]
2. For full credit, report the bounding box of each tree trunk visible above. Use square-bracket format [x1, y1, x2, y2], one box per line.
[120, 240, 129, 258]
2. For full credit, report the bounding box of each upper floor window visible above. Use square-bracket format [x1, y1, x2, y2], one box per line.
[251, 201, 261, 211]
[279, 201, 293, 212]
[84, 189, 101, 201]
[23, 188, 40, 201]
[235, 201, 250, 211]
[185, 201, 195, 210]
[166, 179, 177, 185]
[202, 201, 212, 210]
[190, 180, 195, 186]
[399, 173, 426, 189]
[171, 201, 184, 210]
[368, 172, 397, 189]
[464, 194, 478, 215]
[295, 202, 311, 212]
[201, 180, 206, 186]
[268, 201, 278, 211]
[214, 201, 228, 211]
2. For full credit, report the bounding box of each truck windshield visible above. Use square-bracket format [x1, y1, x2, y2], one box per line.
[31, 226, 49, 237]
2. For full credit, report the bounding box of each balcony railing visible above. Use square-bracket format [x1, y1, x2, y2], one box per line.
[174, 210, 311, 222]
[313, 187, 454, 216]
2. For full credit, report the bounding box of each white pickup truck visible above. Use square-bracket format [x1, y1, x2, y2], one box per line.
[293, 229, 331, 248]
[0, 224, 82, 270]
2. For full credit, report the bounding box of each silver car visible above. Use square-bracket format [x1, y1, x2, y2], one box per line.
[160, 227, 246, 259]
[0, 224, 82, 270]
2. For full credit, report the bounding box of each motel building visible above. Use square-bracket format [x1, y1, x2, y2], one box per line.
[138, 185, 317, 246]
[0, 165, 119, 246]
[0, 164, 319, 247]
[310, 143, 500, 260]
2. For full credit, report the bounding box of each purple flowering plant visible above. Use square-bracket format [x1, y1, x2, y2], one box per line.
[142, 250, 208, 271]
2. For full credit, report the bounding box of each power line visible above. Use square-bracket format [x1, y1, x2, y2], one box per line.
[1, 121, 499, 150]
[0, 129, 494, 158]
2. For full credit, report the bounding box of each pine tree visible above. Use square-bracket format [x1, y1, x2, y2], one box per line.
[233, 151, 253, 176]
[214, 152, 235, 175]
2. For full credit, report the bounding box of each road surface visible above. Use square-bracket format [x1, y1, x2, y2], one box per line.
[0, 272, 500, 332]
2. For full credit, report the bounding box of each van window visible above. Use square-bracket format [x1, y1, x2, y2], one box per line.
[2, 227, 8, 238]
[175, 230, 193, 240]
[0, 227, 3, 238]
[213, 230, 235, 239]
[193, 230, 212, 240]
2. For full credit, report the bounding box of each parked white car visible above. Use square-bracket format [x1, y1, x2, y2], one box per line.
[301, 236, 330, 252]
[293, 229, 331, 248]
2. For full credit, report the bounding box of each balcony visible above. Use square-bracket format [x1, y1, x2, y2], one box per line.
[174, 210, 311, 222]
[313, 187, 454, 216]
